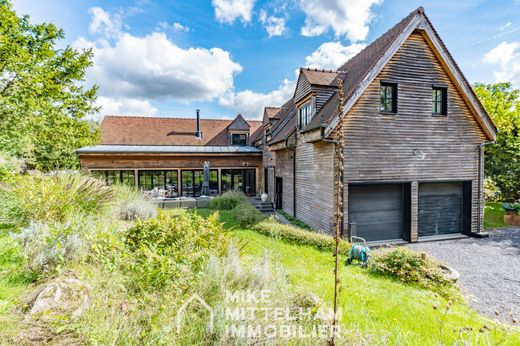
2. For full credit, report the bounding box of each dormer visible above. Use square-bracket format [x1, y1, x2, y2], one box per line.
[294, 68, 339, 130]
[262, 106, 281, 142]
[227, 114, 250, 146]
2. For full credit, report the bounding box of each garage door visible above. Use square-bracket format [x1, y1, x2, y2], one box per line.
[418, 182, 462, 237]
[348, 184, 405, 242]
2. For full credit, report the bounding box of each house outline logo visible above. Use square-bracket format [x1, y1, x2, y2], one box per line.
[176, 293, 214, 334]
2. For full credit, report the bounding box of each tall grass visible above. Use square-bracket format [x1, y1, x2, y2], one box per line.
[0, 173, 114, 227]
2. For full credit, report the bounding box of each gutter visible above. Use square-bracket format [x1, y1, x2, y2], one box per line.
[319, 125, 338, 144]
[476, 140, 495, 235]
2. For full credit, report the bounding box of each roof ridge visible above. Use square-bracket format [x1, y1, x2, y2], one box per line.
[103, 115, 260, 122]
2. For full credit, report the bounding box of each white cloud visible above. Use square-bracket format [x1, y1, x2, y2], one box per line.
[88, 7, 122, 39]
[94, 97, 158, 120]
[77, 7, 244, 117]
[298, 0, 383, 41]
[219, 79, 296, 119]
[500, 22, 512, 31]
[304, 42, 366, 70]
[483, 41, 520, 85]
[212, 0, 255, 24]
[157, 21, 191, 32]
[259, 10, 287, 37]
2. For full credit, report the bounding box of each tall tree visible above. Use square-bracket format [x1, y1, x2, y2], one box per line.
[474, 82, 520, 201]
[0, 0, 99, 171]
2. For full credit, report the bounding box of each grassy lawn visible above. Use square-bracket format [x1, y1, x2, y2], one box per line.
[0, 230, 34, 328]
[485, 202, 506, 229]
[192, 209, 520, 345]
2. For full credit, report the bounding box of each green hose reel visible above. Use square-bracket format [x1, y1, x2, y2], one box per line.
[346, 236, 370, 267]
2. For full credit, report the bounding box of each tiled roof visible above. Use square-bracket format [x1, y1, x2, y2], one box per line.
[264, 107, 281, 119]
[268, 99, 296, 144]
[76, 145, 262, 154]
[227, 114, 250, 131]
[100, 115, 262, 146]
[300, 68, 339, 86]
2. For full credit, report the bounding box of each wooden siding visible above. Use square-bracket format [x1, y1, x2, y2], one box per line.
[314, 86, 336, 114]
[343, 32, 487, 234]
[275, 149, 294, 215]
[80, 154, 262, 170]
[294, 74, 312, 103]
[295, 134, 335, 233]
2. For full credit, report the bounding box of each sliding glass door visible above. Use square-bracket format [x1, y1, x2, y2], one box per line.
[221, 169, 256, 195]
[181, 170, 218, 197]
[138, 170, 179, 197]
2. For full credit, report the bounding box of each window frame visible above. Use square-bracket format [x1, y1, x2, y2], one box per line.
[230, 133, 248, 146]
[432, 85, 448, 116]
[380, 81, 398, 114]
[298, 101, 313, 129]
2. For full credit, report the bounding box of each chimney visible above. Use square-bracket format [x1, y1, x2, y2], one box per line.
[195, 109, 202, 138]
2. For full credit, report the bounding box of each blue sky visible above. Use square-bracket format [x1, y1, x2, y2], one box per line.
[12, 0, 520, 120]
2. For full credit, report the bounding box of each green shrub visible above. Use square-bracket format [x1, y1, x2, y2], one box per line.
[252, 217, 350, 253]
[0, 173, 114, 227]
[209, 191, 246, 210]
[484, 177, 502, 202]
[370, 247, 453, 296]
[0, 152, 25, 182]
[231, 202, 265, 227]
[124, 211, 229, 292]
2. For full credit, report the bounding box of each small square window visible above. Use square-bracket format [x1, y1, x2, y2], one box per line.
[231, 133, 248, 146]
[380, 82, 397, 113]
[432, 86, 447, 115]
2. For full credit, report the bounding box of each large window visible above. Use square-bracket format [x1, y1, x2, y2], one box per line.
[432, 86, 447, 115]
[299, 102, 313, 129]
[380, 82, 397, 113]
[138, 170, 178, 197]
[91, 170, 135, 186]
[231, 133, 248, 146]
[181, 170, 218, 197]
[221, 169, 256, 195]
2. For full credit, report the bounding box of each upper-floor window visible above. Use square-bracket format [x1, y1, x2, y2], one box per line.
[432, 86, 447, 115]
[231, 133, 248, 146]
[299, 102, 313, 129]
[380, 82, 397, 113]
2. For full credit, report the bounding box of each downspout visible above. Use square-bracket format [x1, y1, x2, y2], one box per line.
[477, 140, 495, 234]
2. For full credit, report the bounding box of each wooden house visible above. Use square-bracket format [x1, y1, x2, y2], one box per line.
[78, 7, 496, 243]
[258, 7, 496, 242]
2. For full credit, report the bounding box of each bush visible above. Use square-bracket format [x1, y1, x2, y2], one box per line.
[124, 211, 229, 292]
[112, 184, 158, 221]
[484, 177, 502, 202]
[370, 247, 453, 296]
[0, 152, 25, 181]
[12, 219, 89, 274]
[231, 202, 265, 227]
[252, 217, 351, 253]
[209, 191, 246, 210]
[0, 173, 114, 227]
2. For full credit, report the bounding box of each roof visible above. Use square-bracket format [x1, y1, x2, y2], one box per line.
[264, 107, 281, 119]
[99, 115, 262, 146]
[269, 6, 496, 141]
[250, 125, 264, 144]
[300, 68, 339, 87]
[76, 145, 262, 154]
[227, 114, 250, 131]
[268, 99, 296, 145]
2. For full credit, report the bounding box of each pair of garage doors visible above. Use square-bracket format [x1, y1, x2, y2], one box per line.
[348, 182, 470, 242]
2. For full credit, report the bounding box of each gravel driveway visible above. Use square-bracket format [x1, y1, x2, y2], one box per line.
[406, 228, 520, 324]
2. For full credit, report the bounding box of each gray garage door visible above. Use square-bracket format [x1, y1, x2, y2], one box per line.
[418, 182, 462, 237]
[348, 184, 404, 242]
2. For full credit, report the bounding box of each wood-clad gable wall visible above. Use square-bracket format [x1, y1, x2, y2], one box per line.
[342, 31, 487, 236]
